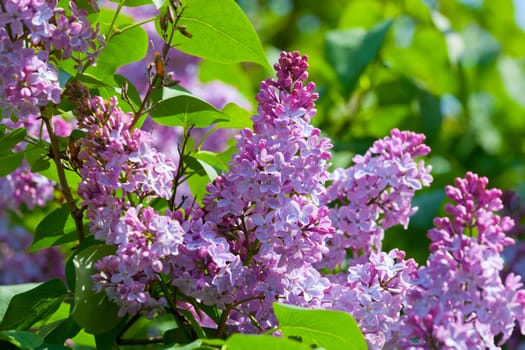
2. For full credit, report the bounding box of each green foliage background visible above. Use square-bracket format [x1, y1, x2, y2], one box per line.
[222, 0, 525, 263]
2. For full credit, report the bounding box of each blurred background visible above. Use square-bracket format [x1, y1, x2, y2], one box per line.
[200, 0, 525, 263]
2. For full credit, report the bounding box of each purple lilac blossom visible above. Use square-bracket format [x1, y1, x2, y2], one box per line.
[0, 212, 64, 284]
[76, 93, 186, 317]
[81, 48, 525, 348]
[0, 112, 74, 212]
[103, 1, 251, 207]
[322, 249, 418, 349]
[0, 0, 101, 120]
[322, 129, 433, 267]
[390, 172, 525, 349]
[167, 51, 334, 333]
[0, 113, 73, 286]
[0, 34, 61, 118]
[500, 191, 525, 349]
[0, 165, 54, 212]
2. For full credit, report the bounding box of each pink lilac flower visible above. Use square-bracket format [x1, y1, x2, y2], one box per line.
[391, 172, 525, 349]
[93, 206, 185, 318]
[500, 191, 525, 348]
[76, 92, 186, 317]
[0, 104, 73, 285]
[0, 212, 64, 285]
[322, 128, 433, 267]
[322, 249, 418, 349]
[0, 165, 54, 212]
[0, 0, 101, 120]
[0, 35, 61, 118]
[0, 110, 74, 217]
[167, 51, 334, 333]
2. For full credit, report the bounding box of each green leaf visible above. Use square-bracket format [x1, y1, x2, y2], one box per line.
[273, 303, 367, 350]
[168, 0, 270, 69]
[65, 236, 100, 292]
[71, 245, 121, 335]
[178, 309, 206, 339]
[0, 279, 67, 331]
[0, 284, 41, 322]
[36, 344, 71, 350]
[339, 0, 384, 29]
[37, 164, 81, 191]
[29, 204, 78, 252]
[0, 128, 26, 155]
[0, 330, 43, 350]
[109, 0, 152, 6]
[43, 317, 81, 345]
[76, 72, 112, 87]
[498, 56, 525, 109]
[0, 152, 24, 177]
[24, 145, 50, 173]
[194, 151, 229, 171]
[326, 19, 393, 96]
[418, 89, 443, 144]
[375, 77, 417, 106]
[184, 155, 218, 183]
[165, 338, 225, 350]
[217, 103, 253, 129]
[197, 159, 218, 182]
[86, 10, 148, 85]
[150, 88, 229, 128]
[93, 317, 128, 350]
[385, 27, 455, 94]
[187, 171, 210, 206]
[163, 327, 194, 346]
[226, 334, 311, 350]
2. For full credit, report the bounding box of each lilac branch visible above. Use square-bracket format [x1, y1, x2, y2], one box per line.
[42, 113, 85, 241]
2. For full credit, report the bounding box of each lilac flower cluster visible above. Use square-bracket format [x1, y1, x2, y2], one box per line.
[322, 129, 433, 267]
[0, 212, 64, 284]
[0, 0, 101, 119]
[82, 49, 525, 349]
[0, 112, 74, 212]
[392, 172, 525, 349]
[501, 191, 525, 279]
[0, 113, 72, 285]
[166, 51, 334, 332]
[501, 191, 525, 348]
[75, 92, 186, 317]
[0, 164, 54, 212]
[323, 249, 418, 348]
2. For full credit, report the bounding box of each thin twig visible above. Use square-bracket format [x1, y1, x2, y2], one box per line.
[159, 279, 193, 341]
[42, 115, 85, 241]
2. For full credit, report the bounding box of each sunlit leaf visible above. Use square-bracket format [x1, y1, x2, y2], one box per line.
[71, 245, 121, 335]
[29, 204, 79, 252]
[86, 10, 148, 85]
[0, 330, 43, 350]
[273, 303, 367, 350]
[0, 279, 67, 331]
[326, 19, 393, 96]
[0, 128, 26, 155]
[0, 152, 24, 177]
[165, 0, 270, 69]
[226, 334, 311, 350]
[150, 88, 229, 128]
